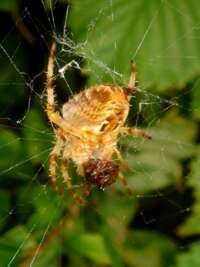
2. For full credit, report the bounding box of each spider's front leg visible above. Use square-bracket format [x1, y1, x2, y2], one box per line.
[61, 157, 84, 205]
[46, 42, 83, 140]
[50, 135, 64, 193]
[121, 127, 152, 140]
[48, 112, 82, 139]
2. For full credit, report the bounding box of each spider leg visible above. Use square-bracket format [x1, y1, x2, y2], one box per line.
[128, 62, 136, 90]
[61, 158, 84, 204]
[118, 172, 132, 195]
[125, 62, 136, 99]
[46, 41, 56, 120]
[76, 165, 92, 197]
[121, 127, 152, 140]
[114, 148, 129, 171]
[50, 135, 64, 193]
[48, 112, 82, 139]
[46, 42, 82, 139]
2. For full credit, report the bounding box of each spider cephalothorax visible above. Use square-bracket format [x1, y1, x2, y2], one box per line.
[46, 41, 151, 204]
[84, 159, 118, 190]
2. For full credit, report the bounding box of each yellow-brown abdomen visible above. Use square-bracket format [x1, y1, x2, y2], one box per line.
[62, 85, 129, 133]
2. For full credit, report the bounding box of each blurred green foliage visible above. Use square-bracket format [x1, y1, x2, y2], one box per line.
[0, 0, 200, 266]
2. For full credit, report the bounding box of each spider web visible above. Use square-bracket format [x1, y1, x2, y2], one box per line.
[0, 0, 199, 266]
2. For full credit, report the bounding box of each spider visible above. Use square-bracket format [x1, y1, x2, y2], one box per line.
[46, 41, 151, 204]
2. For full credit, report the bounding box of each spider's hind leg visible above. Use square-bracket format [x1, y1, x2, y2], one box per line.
[61, 158, 84, 205]
[114, 148, 129, 171]
[121, 127, 152, 140]
[118, 172, 132, 195]
[77, 166, 92, 197]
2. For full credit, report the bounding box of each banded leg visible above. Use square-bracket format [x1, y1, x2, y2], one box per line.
[114, 148, 129, 171]
[48, 112, 82, 139]
[118, 172, 132, 195]
[121, 127, 152, 140]
[46, 43, 83, 140]
[50, 136, 63, 193]
[46, 42, 57, 121]
[61, 159, 83, 204]
[128, 62, 136, 92]
[125, 62, 136, 99]
[77, 166, 92, 197]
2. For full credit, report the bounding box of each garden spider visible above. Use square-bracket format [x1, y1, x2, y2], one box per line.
[46, 41, 151, 204]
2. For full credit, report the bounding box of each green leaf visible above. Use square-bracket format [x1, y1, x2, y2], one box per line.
[69, 0, 200, 91]
[101, 227, 124, 267]
[123, 230, 176, 267]
[191, 77, 200, 119]
[177, 148, 200, 236]
[66, 233, 111, 264]
[119, 111, 196, 192]
[97, 191, 137, 234]
[175, 241, 200, 267]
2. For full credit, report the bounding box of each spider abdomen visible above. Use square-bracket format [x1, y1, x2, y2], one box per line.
[62, 85, 129, 133]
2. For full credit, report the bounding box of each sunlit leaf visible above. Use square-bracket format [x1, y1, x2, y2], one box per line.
[69, 0, 200, 91]
[119, 111, 197, 192]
